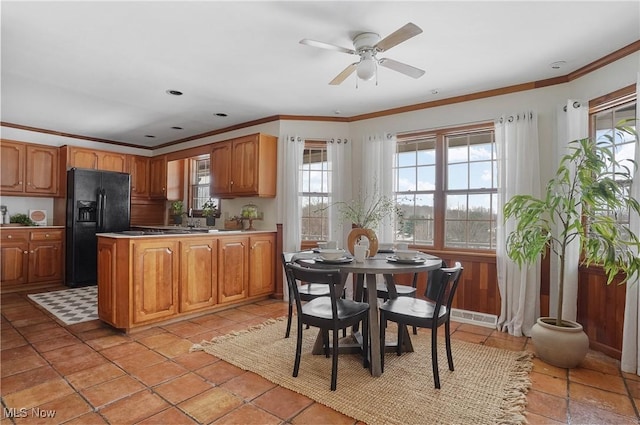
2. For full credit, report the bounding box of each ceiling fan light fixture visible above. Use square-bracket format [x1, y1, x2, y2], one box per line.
[356, 52, 377, 81]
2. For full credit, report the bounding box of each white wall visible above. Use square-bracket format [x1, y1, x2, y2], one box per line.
[2, 51, 636, 229]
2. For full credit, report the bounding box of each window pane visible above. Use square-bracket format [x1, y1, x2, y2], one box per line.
[446, 194, 467, 219]
[301, 143, 330, 241]
[416, 165, 435, 190]
[447, 163, 468, 190]
[397, 167, 416, 191]
[469, 161, 493, 189]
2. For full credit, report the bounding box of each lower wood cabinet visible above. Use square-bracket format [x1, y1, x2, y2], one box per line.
[218, 237, 249, 304]
[132, 240, 179, 324]
[249, 234, 275, 296]
[97, 232, 275, 331]
[180, 238, 218, 312]
[0, 228, 63, 290]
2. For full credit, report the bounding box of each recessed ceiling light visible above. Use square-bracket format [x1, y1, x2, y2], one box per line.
[334, 110, 341, 115]
[215, 113, 228, 117]
[144, 135, 156, 138]
[166, 89, 183, 96]
[550, 61, 566, 70]
[171, 126, 183, 130]
[431, 89, 439, 95]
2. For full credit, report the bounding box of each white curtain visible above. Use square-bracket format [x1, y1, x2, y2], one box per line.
[496, 111, 541, 336]
[360, 133, 395, 242]
[278, 134, 305, 301]
[550, 100, 588, 321]
[327, 137, 352, 248]
[621, 74, 640, 375]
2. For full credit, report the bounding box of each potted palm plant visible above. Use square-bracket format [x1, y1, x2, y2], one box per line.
[503, 124, 640, 368]
[202, 198, 220, 226]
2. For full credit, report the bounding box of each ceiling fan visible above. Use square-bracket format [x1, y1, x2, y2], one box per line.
[300, 22, 425, 85]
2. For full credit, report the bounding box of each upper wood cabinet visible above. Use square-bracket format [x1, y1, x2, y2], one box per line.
[210, 133, 277, 198]
[62, 146, 127, 172]
[129, 155, 150, 198]
[0, 140, 59, 196]
[149, 155, 167, 199]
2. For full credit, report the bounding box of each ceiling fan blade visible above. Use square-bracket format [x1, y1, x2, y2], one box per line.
[300, 39, 356, 55]
[375, 23, 423, 52]
[378, 58, 425, 79]
[329, 63, 358, 85]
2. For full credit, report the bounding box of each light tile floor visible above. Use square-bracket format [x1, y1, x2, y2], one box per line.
[1, 285, 639, 424]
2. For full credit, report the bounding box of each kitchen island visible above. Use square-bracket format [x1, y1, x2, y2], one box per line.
[97, 230, 275, 332]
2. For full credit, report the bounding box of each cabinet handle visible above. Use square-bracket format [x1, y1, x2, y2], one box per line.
[29, 250, 34, 254]
[45, 234, 50, 238]
[18, 181, 22, 185]
[7, 235, 12, 239]
[23, 251, 27, 254]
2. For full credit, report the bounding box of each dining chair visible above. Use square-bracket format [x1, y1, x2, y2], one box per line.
[379, 262, 463, 389]
[284, 262, 370, 391]
[282, 252, 331, 338]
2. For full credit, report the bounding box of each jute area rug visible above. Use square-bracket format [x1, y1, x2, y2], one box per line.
[192, 318, 532, 425]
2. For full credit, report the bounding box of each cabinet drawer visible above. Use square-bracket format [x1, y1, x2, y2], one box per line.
[1, 231, 29, 243]
[30, 230, 63, 241]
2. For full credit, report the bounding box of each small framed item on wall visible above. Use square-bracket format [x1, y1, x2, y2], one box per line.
[29, 209, 47, 226]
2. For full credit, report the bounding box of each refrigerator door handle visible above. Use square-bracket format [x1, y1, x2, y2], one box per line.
[102, 191, 107, 230]
[96, 190, 104, 231]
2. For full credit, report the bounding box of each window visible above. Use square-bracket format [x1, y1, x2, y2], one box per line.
[590, 87, 637, 233]
[190, 155, 210, 210]
[394, 125, 497, 251]
[301, 141, 330, 241]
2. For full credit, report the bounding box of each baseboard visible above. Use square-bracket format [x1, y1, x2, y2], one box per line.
[451, 308, 497, 329]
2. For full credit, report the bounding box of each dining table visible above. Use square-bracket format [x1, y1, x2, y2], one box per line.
[296, 251, 442, 377]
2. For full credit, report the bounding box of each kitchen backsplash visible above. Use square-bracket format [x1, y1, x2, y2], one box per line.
[0, 196, 54, 225]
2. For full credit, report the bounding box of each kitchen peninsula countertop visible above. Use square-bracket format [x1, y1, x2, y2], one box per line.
[97, 228, 274, 238]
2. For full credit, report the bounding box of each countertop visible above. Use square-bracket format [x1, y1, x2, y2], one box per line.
[0, 225, 64, 229]
[97, 227, 274, 238]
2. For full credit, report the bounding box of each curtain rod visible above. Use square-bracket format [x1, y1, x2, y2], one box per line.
[563, 101, 582, 112]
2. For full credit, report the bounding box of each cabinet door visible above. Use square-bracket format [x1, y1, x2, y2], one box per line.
[97, 238, 118, 325]
[149, 156, 167, 199]
[28, 241, 63, 283]
[231, 136, 259, 195]
[218, 237, 248, 303]
[249, 235, 275, 296]
[129, 156, 150, 198]
[25, 145, 58, 195]
[210, 141, 232, 196]
[0, 141, 25, 193]
[180, 238, 217, 312]
[68, 147, 99, 169]
[0, 242, 29, 286]
[99, 152, 127, 173]
[133, 240, 179, 324]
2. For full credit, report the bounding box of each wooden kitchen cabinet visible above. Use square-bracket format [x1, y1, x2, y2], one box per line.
[210, 133, 277, 198]
[0, 231, 29, 286]
[149, 155, 167, 199]
[0, 228, 63, 289]
[97, 232, 275, 332]
[1, 140, 59, 196]
[180, 238, 218, 312]
[249, 234, 275, 297]
[218, 236, 249, 303]
[63, 146, 127, 172]
[132, 239, 179, 324]
[129, 155, 150, 198]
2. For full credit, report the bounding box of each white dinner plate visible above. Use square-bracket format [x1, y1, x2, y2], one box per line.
[386, 256, 427, 264]
[315, 257, 354, 264]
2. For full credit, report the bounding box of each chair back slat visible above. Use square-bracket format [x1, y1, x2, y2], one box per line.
[284, 262, 342, 318]
[424, 262, 463, 320]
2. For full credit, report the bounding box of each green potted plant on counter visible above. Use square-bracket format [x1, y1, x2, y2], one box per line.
[170, 200, 185, 225]
[202, 198, 220, 226]
[503, 124, 640, 368]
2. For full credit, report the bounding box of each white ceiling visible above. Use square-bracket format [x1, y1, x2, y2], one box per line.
[2, 1, 639, 149]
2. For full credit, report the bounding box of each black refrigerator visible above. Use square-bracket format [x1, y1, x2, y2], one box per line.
[66, 168, 131, 287]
